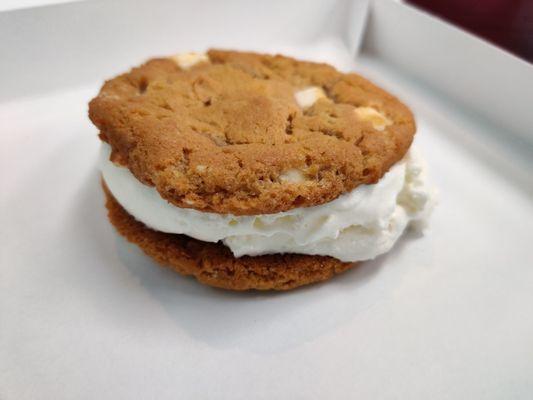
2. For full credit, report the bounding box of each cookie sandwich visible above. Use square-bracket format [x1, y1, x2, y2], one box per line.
[89, 49, 434, 290]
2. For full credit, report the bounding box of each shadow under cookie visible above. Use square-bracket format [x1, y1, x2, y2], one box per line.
[103, 182, 355, 291]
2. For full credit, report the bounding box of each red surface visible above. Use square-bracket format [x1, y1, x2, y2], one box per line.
[407, 0, 533, 63]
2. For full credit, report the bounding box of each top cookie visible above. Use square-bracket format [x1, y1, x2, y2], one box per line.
[89, 49, 415, 215]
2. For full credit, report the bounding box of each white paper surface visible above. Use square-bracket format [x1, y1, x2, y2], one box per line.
[0, 0, 81, 12]
[365, 0, 533, 150]
[0, 0, 370, 102]
[1, 1, 533, 399]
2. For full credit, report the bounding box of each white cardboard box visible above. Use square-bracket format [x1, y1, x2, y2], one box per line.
[1, 1, 533, 399]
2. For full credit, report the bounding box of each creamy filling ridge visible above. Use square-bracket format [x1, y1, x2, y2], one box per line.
[100, 144, 434, 262]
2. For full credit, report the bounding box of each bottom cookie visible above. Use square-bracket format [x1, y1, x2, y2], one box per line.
[103, 182, 355, 291]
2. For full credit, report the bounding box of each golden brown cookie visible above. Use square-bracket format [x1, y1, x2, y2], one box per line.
[103, 182, 354, 291]
[90, 49, 415, 215]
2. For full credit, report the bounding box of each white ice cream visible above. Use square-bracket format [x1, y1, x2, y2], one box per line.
[100, 144, 434, 262]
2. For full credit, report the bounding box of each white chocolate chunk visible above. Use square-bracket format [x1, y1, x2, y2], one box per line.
[280, 168, 306, 183]
[195, 165, 207, 173]
[294, 86, 326, 109]
[170, 52, 209, 70]
[354, 107, 392, 131]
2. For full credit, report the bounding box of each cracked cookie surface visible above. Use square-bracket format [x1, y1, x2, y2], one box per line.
[90, 49, 415, 215]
